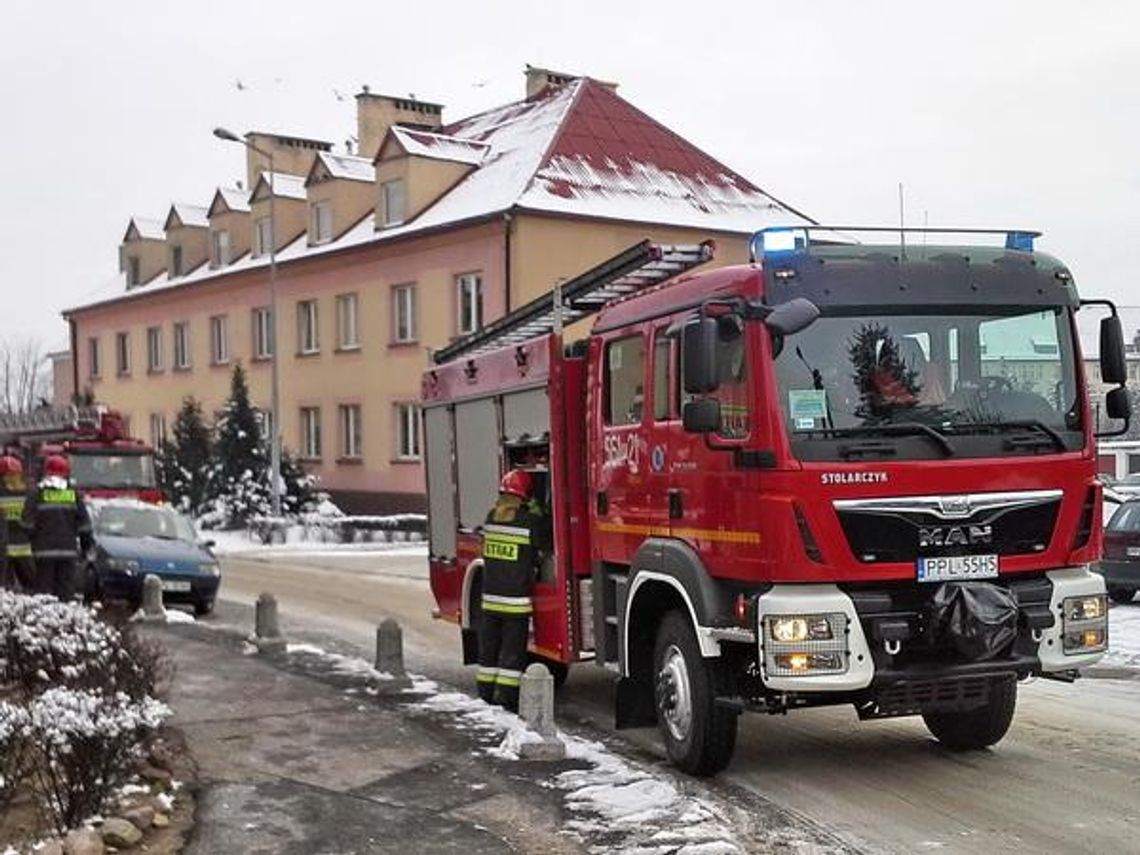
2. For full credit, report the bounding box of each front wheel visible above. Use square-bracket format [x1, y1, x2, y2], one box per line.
[923, 677, 1017, 751]
[1108, 586, 1136, 605]
[652, 610, 738, 776]
[194, 598, 215, 617]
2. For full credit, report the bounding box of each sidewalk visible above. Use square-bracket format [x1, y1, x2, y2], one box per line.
[153, 626, 581, 854]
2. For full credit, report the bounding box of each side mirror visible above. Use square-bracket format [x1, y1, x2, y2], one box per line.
[682, 317, 719, 394]
[765, 297, 820, 336]
[1100, 315, 1128, 387]
[1106, 386, 1131, 422]
[682, 399, 722, 434]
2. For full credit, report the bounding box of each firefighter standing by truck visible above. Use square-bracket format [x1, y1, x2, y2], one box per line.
[477, 469, 551, 712]
[0, 454, 33, 592]
[23, 454, 90, 600]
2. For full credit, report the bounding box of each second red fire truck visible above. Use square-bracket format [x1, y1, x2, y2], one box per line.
[423, 229, 1130, 774]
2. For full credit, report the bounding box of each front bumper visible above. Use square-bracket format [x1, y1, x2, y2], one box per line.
[755, 566, 1106, 693]
[100, 572, 220, 605]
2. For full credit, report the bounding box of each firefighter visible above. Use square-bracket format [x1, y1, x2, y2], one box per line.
[23, 455, 90, 600]
[477, 469, 551, 712]
[0, 454, 33, 592]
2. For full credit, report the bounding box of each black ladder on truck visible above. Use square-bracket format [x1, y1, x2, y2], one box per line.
[433, 239, 715, 364]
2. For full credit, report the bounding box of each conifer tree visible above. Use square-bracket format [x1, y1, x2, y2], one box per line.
[210, 363, 270, 526]
[166, 396, 214, 514]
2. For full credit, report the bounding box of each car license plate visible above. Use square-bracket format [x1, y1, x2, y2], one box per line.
[161, 580, 192, 593]
[917, 554, 998, 582]
[1127, 546, 1140, 558]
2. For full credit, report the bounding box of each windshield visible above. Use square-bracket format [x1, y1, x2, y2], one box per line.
[774, 307, 1081, 458]
[93, 504, 196, 542]
[70, 453, 157, 489]
[1108, 503, 1140, 532]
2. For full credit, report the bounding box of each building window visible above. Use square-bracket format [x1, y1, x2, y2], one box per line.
[146, 326, 163, 373]
[395, 403, 421, 460]
[173, 321, 191, 370]
[254, 217, 272, 256]
[338, 404, 362, 459]
[88, 337, 101, 378]
[211, 230, 231, 266]
[391, 284, 417, 343]
[127, 257, 141, 288]
[149, 413, 166, 447]
[252, 307, 274, 359]
[311, 201, 332, 244]
[297, 300, 320, 354]
[170, 245, 183, 278]
[115, 332, 131, 376]
[456, 273, 483, 335]
[256, 409, 275, 444]
[381, 179, 406, 227]
[300, 407, 322, 459]
[210, 315, 229, 365]
[336, 293, 359, 350]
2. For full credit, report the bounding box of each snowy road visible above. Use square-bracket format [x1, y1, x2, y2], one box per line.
[212, 549, 1140, 854]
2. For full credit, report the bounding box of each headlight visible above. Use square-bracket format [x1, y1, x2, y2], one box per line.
[106, 558, 140, 576]
[768, 615, 835, 643]
[198, 562, 221, 577]
[1062, 594, 1108, 654]
[1064, 595, 1106, 622]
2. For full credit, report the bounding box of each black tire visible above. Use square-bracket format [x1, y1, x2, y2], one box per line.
[652, 610, 738, 776]
[923, 677, 1017, 751]
[1108, 587, 1136, 605]
[194, 598, 215, 617]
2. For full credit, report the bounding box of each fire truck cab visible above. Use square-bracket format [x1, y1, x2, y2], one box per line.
[424, 230, 1131, 775]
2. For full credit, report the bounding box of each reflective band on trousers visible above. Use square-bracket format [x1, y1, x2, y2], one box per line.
[477, 667, 498, 684]
[495, 668, 522, 687]
[481, 594, 533, 615]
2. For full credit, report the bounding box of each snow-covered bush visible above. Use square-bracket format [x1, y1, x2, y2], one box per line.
[0, 701, 31, 814]
[26, 688, 169, 832]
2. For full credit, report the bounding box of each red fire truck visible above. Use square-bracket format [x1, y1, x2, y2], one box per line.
[0, 405, 163, 502]
[423, 230, 1131, 774]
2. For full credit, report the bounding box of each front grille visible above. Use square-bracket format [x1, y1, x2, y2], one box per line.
[862, 675, 1004, 718]
[837, 499, 1060, 563]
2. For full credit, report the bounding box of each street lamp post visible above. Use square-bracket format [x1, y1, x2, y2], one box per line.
[213, 127, 283, 518]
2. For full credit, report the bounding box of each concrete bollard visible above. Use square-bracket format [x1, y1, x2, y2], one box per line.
[375, 619, 412, 689]
[141, 574, 166, 621]
[518, 663, 565, 761]
[254, 593, 286, 652]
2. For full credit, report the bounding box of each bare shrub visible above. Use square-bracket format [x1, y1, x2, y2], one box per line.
[0, 700, 31, 817]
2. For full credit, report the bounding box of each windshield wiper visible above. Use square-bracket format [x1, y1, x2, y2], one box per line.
[807, 422, 956, 457]
[950, 420, 1068, 452]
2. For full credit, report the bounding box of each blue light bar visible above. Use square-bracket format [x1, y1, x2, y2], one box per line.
[1005, 231, 1036, 252]
[750, 227, 808, 261]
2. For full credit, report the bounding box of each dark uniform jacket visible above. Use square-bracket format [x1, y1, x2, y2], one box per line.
[0, 493, 30, 560]
[481, 494, 551, 615]
[23, 479, 90, 559]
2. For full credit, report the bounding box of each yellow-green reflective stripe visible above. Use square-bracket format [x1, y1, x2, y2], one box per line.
[41, 489, 76, 505]
[482, 602, 532, 615]
[483, 541, 519, 561]
[484, 531, 530, 546]
[476, 673, 497, 684]
[6, 545, 31, 557]
[495, 675, 520, 687]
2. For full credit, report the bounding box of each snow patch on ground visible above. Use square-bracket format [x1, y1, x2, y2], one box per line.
[207, 527, 427, 558]
[1104, 605, 1140, 668]
[285, 644, 396, 681]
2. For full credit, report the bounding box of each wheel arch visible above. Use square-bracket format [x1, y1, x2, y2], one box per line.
[460, 557, 485, 630]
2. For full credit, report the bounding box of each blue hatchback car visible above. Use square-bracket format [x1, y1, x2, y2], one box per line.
[86, 500, 221, 615]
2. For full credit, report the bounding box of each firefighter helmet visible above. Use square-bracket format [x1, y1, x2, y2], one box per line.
[499, 469, 533, 499]
[43, 454, 71, 478]
[0, 455, 22, 476]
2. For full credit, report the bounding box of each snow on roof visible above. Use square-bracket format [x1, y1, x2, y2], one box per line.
[252, 171, 307, 201]
[390, 126, 490, 166]
[166, 203, 209, 230]
[315, 152, 375, 183]
[125, 217, 166, 242]
[72, 77, 812, 315]
[214, 186, 251, 214]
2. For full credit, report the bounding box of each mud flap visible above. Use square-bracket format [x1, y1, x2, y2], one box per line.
[615, 675, 657, 729]
[927, 582, 1019, 661]
[461, 627, 479, 665]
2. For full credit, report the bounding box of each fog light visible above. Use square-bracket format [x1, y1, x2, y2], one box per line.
[1064, 595, 1106, 622]
[1063, 627, 1107, 654]
[768, 615, 835, 643]
[774, 652, 844, 672]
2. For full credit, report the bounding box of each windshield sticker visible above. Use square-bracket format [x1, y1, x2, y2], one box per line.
[789, 389, 828, 424]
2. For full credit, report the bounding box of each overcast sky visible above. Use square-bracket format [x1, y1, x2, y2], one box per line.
[2, 0, 1136, 350]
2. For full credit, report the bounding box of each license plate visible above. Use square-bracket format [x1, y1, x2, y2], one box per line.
[1127, 546, 1140, 558]
[917, 554, 998, 582]
[161, 580, 192, 593]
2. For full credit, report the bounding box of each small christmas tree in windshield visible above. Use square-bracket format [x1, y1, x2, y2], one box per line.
[848, 323, 920, 421]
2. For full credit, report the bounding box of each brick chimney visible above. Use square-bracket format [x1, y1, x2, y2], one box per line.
[524, 65, 618, 98]
[356, 88, 444, 161]
[243, 132, 333, 189]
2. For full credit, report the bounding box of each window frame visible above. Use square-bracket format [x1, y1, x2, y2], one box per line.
[296, 299, 320, 355]
[254, 217, 272, 257]
[170, 245, 183, 278]
[456, 272, 483, 336]
[211, 229, 231, 266]
[335, 293, 360, 351]
[338, 403, 363, 460]
[603, 334, 647, 427]
[88, 337, 101, 379]
[310, 201, 333, 244]
[395, 402, 421, 461]
[209, 315, 230, 365]
[127, 256, 140, 287]
[381, 179, 406, 227]
[391, 283, 417, 344]
[115, 332, 131, 376]
[172, 321, 191, 370]
[149, 413, 166, 447]
[146, 326, 164, 373]
[299, 406, 322, 460]
[252, 307, 274, 360]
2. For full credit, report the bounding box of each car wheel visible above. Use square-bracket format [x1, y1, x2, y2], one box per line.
[1108, 587, 1136, 605]
[923, 677, 1017, 751]
[652, 610, 738, 776]
[194, 598, 215, 617]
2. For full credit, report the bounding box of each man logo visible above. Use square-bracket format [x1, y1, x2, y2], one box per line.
[937, 495, 973, 518]
[919, 524, 993, 549]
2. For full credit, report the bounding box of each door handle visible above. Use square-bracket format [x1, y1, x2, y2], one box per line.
[668, 490, 683, 520]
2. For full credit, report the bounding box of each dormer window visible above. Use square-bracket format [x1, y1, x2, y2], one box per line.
[311, 201, 332, 244]
[381, 179, 406, 227]
[211, 230, 231, 266]
[170, 245, 183, 277]
[127, 256, 141, 288]
[254, 217, 273, 257]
